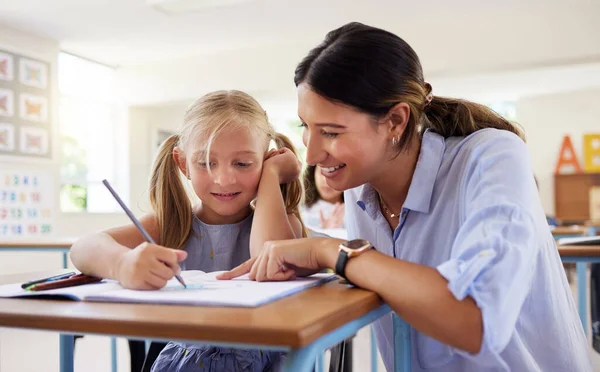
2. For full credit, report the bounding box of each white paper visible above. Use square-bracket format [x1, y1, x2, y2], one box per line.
[557, 235, 600, 246]
[85, 271, 336, 307]
[0, 270, 337, 308]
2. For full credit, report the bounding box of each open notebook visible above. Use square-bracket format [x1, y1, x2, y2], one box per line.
[557, 235, 600, 246]
[0, 271, 337, 308]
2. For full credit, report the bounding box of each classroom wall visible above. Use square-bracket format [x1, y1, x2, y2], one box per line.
[517, 87, 600, 216]
[116, 3, 600, 105]
[0, 23, 130, 242]
[128, 102, 191, 216]
[126, 86, 600, 220]
[0, 24, 63, 271]
[0, 23, 135, 372]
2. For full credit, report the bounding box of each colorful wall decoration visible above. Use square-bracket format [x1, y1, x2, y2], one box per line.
[583, 134, 600, 173]
[591, 186, 600, 221]
[554, 135, 582, 174]
[0, 48, 51, 158]
[0, 170, 54, 237]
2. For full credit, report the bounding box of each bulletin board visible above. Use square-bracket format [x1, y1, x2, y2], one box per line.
[0, 169, 54, 238]
[0, 48, 51, 158]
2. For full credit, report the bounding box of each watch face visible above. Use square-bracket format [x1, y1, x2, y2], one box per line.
[345, 239, 371, 250]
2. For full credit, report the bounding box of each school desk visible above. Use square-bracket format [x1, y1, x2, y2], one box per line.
[0, 239, 74, 269]
[0, 270, 412, 372]
[586, 220, 600, 236]
[559, 244, 600, 336]
[0, 242, 118, 372]
[551, 226, 588, 239]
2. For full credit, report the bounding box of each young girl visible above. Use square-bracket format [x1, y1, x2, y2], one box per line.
[70, 90, 306, 371]
[302, 164, 345, 230]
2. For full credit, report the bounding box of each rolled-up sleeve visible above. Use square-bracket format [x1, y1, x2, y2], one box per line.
[436, 131, 540, 366]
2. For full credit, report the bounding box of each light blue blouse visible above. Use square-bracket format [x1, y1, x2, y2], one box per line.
[345, 129, 591, 371]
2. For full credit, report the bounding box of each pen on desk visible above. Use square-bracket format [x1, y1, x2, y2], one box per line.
[27, 273, 103, 291]
[21, 271, 76, 289]
[102, 179, 187, 288]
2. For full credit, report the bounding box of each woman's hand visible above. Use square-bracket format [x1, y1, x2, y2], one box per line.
[115, 242, 187, 290]
[263, 148, 302, 184]
[320, 202, 345, 228]
[217, 237, 342, 281]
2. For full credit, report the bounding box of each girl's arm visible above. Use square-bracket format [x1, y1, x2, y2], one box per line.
[70, 214, 185, 289]
[250, 149, 303, 257]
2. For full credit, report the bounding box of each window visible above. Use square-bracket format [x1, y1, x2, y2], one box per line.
[487, 101, 517, 122]
[58, 53, 128, 213]
[261, 102, 306, 164]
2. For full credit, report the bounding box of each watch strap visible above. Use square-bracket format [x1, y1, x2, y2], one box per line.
[335, 249, 354, 286]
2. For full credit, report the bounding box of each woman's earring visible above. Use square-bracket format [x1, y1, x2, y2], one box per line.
[391, 136, 398, 146]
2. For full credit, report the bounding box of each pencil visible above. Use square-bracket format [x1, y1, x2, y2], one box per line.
[102, 179, 187, 288]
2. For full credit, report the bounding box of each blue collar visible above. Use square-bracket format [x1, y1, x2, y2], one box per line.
[356, 130, 445, 218]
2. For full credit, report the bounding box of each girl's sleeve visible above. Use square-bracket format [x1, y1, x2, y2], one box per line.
[436, 131, 541, 366]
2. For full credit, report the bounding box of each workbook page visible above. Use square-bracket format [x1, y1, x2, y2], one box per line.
[84, 271, 336, 307]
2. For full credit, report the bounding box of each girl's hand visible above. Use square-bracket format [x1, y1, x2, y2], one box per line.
[217, 237, 341, 282]
[320, 203, 345, 229]
[263, 148, 301, 184]
[115, 242, 187, 290]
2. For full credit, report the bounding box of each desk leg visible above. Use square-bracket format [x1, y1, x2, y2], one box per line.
[315, 351, 324, 372]
[285, 344, 319, 371]
[284, 304, 391, 372]
[370, 326, 378, 372]
[59, 334, 74, 372]
[62, 252, 68, 269]
[393, 314, 410, 372]
[577, 262, 588, 336]
[111, 337, 118, 372]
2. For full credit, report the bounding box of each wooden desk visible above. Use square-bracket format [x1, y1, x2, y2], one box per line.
[0, 239, 74, 269]
[551, 226, 588, 238]
[0, 270, 397, 372]
[586, 220, 600, 236]
[559, 244, 600, 335]
[0, 241, 119, 372]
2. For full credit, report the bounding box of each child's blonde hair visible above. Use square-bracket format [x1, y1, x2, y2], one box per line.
[149, 90, 306, 250]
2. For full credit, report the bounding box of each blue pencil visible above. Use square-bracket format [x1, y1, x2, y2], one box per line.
[102, 179, 187, 288]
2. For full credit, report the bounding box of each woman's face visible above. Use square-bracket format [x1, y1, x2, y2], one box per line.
[314, 166, 342, 204]
[298, 84, 392, 192]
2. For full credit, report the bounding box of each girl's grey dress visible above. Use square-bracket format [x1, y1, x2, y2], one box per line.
[151, 213, 285, 372]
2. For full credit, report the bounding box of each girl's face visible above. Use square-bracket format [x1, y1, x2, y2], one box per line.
[175, 126, 266, 224]
[314, 166, 342, 204]
[298, 84, 392, 192]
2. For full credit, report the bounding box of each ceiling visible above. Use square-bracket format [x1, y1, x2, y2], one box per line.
[1, 0, 600, 104]
[0, 0, 598, 67]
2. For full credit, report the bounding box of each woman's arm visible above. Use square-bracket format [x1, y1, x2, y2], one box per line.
[250, 149, 303, 257]
[317, 240, 483, 353]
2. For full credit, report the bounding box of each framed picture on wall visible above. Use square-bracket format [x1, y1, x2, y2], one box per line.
[0, 52, 14, 81]
[0, 48, 52, 159]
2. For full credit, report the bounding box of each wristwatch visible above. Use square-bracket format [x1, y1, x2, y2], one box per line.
[335, 239, 373, 285]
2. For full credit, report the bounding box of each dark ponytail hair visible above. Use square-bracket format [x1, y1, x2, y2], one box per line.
[303, 165, 344, 208]
[271, 132, 308, 237]
[294, 22, 524, 151]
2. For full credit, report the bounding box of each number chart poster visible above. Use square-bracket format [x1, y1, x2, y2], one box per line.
[0, 170, 53, 237]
